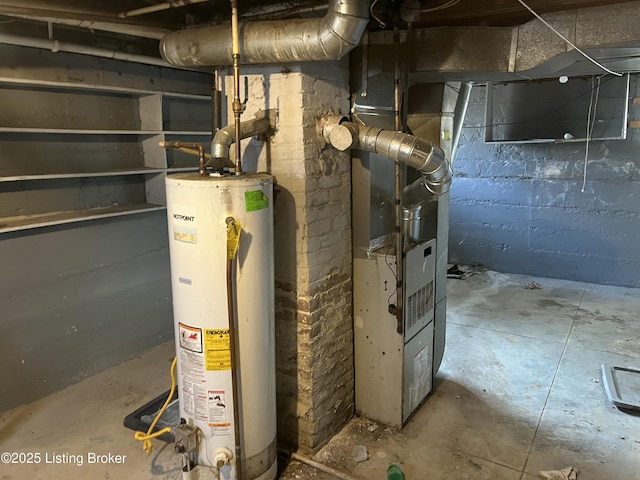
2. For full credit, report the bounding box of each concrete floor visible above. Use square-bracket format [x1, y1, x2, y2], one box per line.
[1, 269, 639, 480]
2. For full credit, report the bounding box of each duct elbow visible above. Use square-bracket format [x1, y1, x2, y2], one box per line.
[362, 128, 451, 195]
[211, 127, 234, 161]
[320, 1, 369, 59]
[208, 112, 273, 167]
[327, 120, 452, 196]
[407, 138, 452, 195]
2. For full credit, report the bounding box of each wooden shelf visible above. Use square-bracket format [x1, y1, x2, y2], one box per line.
[167, 167, 200, 173]
[0, 127, 163, 135]
[164, 131, 211, 135]
[0, 73, 212, 234]
[0, 76, 210, 100]
[0, 168, 167, 182]
[0, 204, 166, 233]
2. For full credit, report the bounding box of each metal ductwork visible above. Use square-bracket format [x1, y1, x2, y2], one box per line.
[207, 111, 273, 168]
[324, 117, 452, 195]
[160, 0, 369, 67]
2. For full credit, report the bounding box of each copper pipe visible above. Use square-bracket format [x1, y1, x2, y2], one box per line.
[159, 140, 206, 176]
[231, 0, 243, 174]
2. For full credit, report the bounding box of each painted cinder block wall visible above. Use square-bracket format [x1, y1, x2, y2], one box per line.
[449, 78, 640, 287]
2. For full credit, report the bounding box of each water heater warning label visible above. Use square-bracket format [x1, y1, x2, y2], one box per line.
[179, 323, 203, 353]
[204, 329, 231, 371]
[208, 389, 231, 434]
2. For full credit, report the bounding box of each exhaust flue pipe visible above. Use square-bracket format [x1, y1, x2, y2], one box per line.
[208, 111, 273, 167]
[160, 0, 369, 66]
[325, 118, 453, 195]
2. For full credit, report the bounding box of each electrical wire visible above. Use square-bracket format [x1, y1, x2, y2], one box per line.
[370, 0, 386, 28]
[516, 0, 622, 77]
[581, 75, 602, 192]
[134, 357, 177, 456]
[384, 252, 399, 306]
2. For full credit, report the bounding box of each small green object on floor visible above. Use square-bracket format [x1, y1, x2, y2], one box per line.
[387, 464, 405, 480]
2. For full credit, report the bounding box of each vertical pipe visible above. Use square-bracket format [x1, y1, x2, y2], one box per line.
[212, 69, 222, 134]
[393, 26, 404, 334]
[231, 0, 243, 174]
[450, 81, 472, 166]
[226, 218, 243, 480]
[402, 22, 413, 132]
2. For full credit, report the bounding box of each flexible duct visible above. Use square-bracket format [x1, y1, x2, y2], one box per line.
[160, 0, 369, 66]
[325, 119, 452, 195]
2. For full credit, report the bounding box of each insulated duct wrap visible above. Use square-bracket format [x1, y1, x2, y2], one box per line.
[160, 0, 369, 66]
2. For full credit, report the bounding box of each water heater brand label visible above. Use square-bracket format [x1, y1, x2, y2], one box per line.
[172, 204, 197, 244]
[173, 213, 195, 222]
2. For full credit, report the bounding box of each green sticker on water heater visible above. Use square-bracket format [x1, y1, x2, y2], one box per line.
[245, 190, 269, 212]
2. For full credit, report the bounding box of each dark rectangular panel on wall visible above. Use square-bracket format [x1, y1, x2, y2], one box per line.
[485, 74, 630, 143]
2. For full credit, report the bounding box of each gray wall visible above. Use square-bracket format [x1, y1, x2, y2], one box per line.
[0, 213, 173, 411]
[449, 78, 640, 287]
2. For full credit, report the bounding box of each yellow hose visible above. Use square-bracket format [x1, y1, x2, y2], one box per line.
[134, 357, 178, 455]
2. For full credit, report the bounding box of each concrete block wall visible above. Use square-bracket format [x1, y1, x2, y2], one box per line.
[449, 78, 640, 287]
[223, 60, 353, 451]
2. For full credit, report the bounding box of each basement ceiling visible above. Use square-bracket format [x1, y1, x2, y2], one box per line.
[1, 0, 640, 77]
[0, 0, 638, 36]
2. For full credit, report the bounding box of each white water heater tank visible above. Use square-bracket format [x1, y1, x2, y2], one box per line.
[165, 172, 277, 480]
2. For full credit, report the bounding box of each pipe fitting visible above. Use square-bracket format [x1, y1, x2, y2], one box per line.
[160, 140, 207, 176]
[322, 115, 352, 150]
[213, 447, 233, 469]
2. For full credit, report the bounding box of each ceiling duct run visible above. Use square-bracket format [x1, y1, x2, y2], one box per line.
[160, 0, 369, 66]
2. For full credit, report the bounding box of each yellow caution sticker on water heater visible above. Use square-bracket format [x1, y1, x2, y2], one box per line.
[204, 328, 231, 371]
[226, 220, 241, 260]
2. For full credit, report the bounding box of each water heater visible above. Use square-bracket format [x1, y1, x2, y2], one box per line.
[165, 172, 277, 480]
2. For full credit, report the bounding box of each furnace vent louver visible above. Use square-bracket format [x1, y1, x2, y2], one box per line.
[407, 280, 434, 332]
